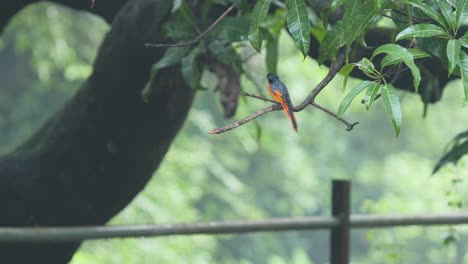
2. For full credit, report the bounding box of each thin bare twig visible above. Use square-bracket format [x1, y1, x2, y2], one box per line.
[242, 92, 277, 104]
[310, 102, 359, 131]
[145, 0, 240, 48]
[208, 104, 282, 134]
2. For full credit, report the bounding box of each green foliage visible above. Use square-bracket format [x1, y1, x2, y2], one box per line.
[339, 63, 355, 91]
[434, 131, 468, 173]
[248, 0, 273, 52]
[380, 49, 430, 68]
[460, 51, 468, 101]
[380, 83, 402, 136]
[319, 0, 385, 63]
[337, 80, 375, 117]
[285, 0, 310, 57]
[395, 24, 449, 40]
[363, 81, 381, 110]
[142, 47, 190, 102]
[372, 44, 421, 92]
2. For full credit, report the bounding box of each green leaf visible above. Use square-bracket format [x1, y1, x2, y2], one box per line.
[381, 83, 402, 136]
[266, 37, 279, 74]
[248, 0, 273, 52]
[339, 64, 355, 91]
[354, 58, 378, 77]
[285, 0, 310, 57]
[433, 130, 468, 173]
[318, 21, 345, 64]
[212, 17, 250, 42]
[461, 32, 468, 48]
[408, 1, 448, 30]
[150, 47, 191, 80]
[208, 40, 241, 66]
[372, 44, 421, 92]
[418, 37, 449, 66]
[456, 0, 468, 29]
[342, 0, 380, 47]
[142, 47, 191, 102]
[447, 39, 462, 76]
[181, 45, 205, 89]
[381, 48, 431, 68]
[459, 51, 468, 102]
[363, 82, 381, 110]
[337, 81, 374, 117]
[437, 0, 457, 33]
[395, 24, 449, 41]
[319, 0, 382, 63]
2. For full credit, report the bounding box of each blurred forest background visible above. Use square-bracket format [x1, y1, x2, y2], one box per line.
[1, 2, 468, 264]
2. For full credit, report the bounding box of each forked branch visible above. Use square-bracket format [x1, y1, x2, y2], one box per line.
[208, 51, 358, 134]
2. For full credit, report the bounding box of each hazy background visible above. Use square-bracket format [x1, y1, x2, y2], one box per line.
[1, 3, 468, 263]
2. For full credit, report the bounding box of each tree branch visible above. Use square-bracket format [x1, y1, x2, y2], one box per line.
[209, 52, 358, 135]
[208, 104, 282, 134]
[145, 0, 240, 48]
[295, 50, 346, 110]
[241, 92, 358, 131]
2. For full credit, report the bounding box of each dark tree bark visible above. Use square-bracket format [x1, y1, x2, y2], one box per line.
[0, 0, 193, 263]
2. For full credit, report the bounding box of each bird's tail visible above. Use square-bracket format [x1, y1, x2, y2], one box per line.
[281, 100, 298, 132]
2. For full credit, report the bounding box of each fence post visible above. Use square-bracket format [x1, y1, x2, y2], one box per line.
[330, 180, 350, 264]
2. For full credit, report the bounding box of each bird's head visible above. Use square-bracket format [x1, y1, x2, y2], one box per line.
[266, 73, 279, 83]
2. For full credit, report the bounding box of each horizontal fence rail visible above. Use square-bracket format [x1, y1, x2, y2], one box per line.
[1, 213, 468, 243]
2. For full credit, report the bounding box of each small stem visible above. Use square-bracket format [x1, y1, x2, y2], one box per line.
[310, 102, 359, 131]
[145, 0, 240, 48]
[208, 104, 282, 134]
[242, 92, 276, 104]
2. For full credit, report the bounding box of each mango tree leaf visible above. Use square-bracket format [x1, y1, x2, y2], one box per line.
[433, 130, 468, 173]
[151, 47, 191, 80]
[372, 44, 421, 92]
[363, 82, 381, 110]
[461, 32, 468, 48]
[337, 81, 374, 117]
[208, 40, 241, 66]
[285, 0, 310, 57]
[342, 0, 380, 45]
[248, 0, 273, 52]
[447, 39, 462, 76]
[339, 64, 355, 91]
[395, 24, 449, 41]
[354, 57, 379, 77]
[212, 17, 250, 42]
[142, 47, 190, 102]
[266, 36, 279, 73]
[381, 48, 431, 68]
[408, 1, 448, 30]
[320, 0, 382, 63]
[181, 44, 205, 90]
[381, 83, 402, 136]
[318, 21, 345, 64]
[459, 50, 468, 102]
[456, 0, 468, 29]
[436, 0, 456, 33]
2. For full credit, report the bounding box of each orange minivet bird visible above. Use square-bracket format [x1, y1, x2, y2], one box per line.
[266, 73, 298, 132]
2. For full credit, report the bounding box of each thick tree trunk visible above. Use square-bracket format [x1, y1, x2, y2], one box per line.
[0, 0, 193, 263]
